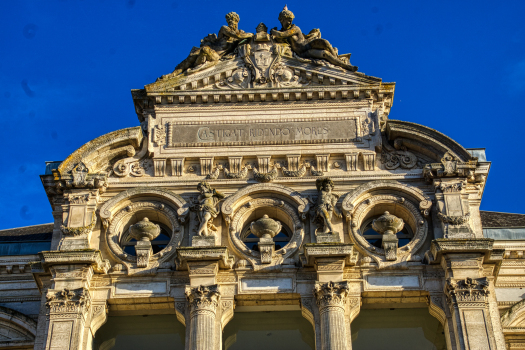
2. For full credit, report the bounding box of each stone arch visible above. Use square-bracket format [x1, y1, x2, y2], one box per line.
[501, 299, 525, 328]
[58, 126, 143, 175]
[342, 181, 432, 268]
[99, 187, 189, 223]
[0, 306, 37, 347]
[386, 120, 472, 162]
[221, 183, 309, 270]
[99, 187, 189, 272]
[221, 183, 309, 220]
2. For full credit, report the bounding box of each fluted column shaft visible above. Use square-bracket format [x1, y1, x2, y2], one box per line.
[185, 284, 221, 350]
[314, 281, 349, 350]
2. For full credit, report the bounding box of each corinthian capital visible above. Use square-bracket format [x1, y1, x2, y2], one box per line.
[314, 281, 349, 309]
[185, 284, 221, 313]
[445, 277, 489, 305]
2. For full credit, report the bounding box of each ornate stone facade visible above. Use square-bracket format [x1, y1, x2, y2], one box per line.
[0, 8, 524, 350]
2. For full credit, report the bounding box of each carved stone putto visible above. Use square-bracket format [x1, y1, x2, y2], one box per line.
[194, 182, 225, 237]
[313, 178, 341, 238]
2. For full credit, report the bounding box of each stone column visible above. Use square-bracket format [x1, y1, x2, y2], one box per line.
[314, 281, 349, 350]
[185, 284, 221, 350]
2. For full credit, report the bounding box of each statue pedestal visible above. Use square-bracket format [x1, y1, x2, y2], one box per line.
[258, 237, 274, 264]
[316, 231, 341, 243]
[192, 235, 218, 247]
[176, 247, 234, 286]
[303, 243, 355, 282]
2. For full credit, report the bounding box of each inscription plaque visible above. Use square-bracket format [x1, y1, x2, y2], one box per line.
[167, 117, 359, 147]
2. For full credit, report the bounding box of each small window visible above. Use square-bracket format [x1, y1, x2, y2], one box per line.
[121, 223, 171, 256]
[361, 217, 413, 248]
[241, 223, 292, 251]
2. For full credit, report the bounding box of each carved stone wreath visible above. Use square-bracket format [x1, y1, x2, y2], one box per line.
[105, 201, 183, 271]
[228, 198, 304, 270]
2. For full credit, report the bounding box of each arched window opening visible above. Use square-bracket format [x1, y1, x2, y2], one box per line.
[223, 311, 314, 350]
[361, 215, 414, 249]
[351, 308, 446, 350]
[241, 222, 292, 252]
[93, 315, 185, 350]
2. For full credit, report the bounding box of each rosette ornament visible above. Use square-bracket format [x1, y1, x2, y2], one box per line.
[250, 215, 281, 264]
[128, 217, 161, 267]
[371, 211, 404, 261]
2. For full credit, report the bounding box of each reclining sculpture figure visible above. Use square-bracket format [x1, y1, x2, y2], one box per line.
[271, 6, 358, 72]
[168, 12, 253, 77]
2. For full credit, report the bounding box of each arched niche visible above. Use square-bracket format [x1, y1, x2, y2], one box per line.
[342, 181, 432, 268]
[221, 184, 309, 270]
[99, 187, 189, 272]
[0, 306, 37, 348]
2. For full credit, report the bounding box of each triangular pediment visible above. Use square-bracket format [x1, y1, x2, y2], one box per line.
[145, 44, 383, 93]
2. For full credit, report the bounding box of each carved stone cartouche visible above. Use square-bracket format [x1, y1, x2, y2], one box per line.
[371, 211, 404, 261]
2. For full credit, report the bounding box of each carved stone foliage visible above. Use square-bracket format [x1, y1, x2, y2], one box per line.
[445, 277, 490, 305]
[61, 211, 96, 237]
[185, 284, 221, 313]
[314, 281, 349, 310]
[46, 288, 91, 315]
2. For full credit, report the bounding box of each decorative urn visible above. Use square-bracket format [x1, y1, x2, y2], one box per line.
[129, 217, 161, 242]
[371, 211, 404, 236]
[371, 211, 404, 261]
[250, 215, 282, 239]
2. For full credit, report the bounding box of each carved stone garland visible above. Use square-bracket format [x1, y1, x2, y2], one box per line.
[349, 195, 428, 267]
[105, 201, 182, 270]
[228, 198, 304, 270]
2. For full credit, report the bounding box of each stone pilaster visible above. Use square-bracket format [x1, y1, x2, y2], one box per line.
[185, 285, 221, 350]
[314, 281, 350, 350]
[32, 250, 109, 350]
[427, 239, 505, 350]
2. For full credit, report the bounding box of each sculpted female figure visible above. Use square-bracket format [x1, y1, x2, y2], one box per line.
[270, 6, 357, 72]
[194, 182, 225, 237]
[313, 177, 342, 234]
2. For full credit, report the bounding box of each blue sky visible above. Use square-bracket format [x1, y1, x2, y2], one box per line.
[1, 0, 525, 229]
